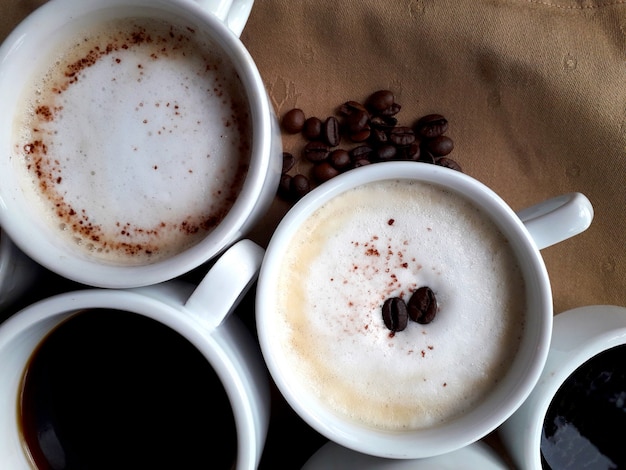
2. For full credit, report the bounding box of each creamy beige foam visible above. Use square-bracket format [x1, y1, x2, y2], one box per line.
[12, 17, 251, 265]
[275, 180, 526, 431]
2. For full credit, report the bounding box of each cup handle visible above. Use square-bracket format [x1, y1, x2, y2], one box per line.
[192, 0, 254, 37]
[516, 192, 594, 250]
[184, 239, 265, 331]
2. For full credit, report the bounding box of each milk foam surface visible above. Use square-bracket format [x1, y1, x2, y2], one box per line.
[13, 17, 251, 265]
[275, 180, 526, 431]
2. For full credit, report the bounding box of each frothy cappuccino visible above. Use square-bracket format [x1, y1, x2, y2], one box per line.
[275, 179, 526, 431]
[12, 16, 251, 265]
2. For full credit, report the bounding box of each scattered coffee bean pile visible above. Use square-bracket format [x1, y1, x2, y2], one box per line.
[382, 286, 438, 335]
[278, 89, 462, 201]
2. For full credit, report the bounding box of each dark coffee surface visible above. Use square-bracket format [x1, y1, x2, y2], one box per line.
[541, 345, 626, 469]
[19, 309, 237, 470]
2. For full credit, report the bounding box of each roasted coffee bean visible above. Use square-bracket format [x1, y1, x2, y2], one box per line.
[376, 144, 397, 161]
[329, 149, 351, 170]
[435, 157, 463, 172]
[389, 126, 416, 147]
[350, 128, 371, 143]
[290, 174, 311, 199]
[344, 110, 370, 134]
[352, 158, 372, 169]
[365, 89, 394, 114]
[323, 116, 341, 147]
[370, 115, 397, 129]
[382, 297, 408, 332]
[350, 144, 374, 161]
[397, 142, 421, 161]
[379, 102, 401, 117]
[278, 174, 292, 199]
[415, 114, 448, 139]
[312, 161, 340, 183]
[303, 141, 330, 162]
[386, 117, 398, 127]
[405, 142, 421, 161]
[282, 152, 295, 173]
[302, 117, 323, 140]
[369, 128, 388, 145]
[408, 287, 437, 324]
[417, 148, 436, 164]
[424, 135, 454, 156]
[282, 108, 306, 134]
[338, 100, 368, 116]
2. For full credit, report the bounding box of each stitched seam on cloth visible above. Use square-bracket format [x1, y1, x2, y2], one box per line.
[520, 0, 626, 8]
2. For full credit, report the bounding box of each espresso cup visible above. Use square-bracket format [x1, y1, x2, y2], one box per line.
[498, 305, 626, 469]
[254, 161, 594, 459]
[0, 239, 270, 470]
[0, 228, 40, 313]
[0, 0, 281, 288]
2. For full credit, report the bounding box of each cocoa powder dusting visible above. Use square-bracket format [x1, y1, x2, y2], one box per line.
[348, 230, 422, 312]
[35, 106, 54, 122]
[16, 19, 250, 262]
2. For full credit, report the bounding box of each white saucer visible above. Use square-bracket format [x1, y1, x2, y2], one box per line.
[301, 440, 508, 469]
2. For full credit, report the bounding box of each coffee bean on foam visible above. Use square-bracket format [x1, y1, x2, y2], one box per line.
[13, 17, 251, 265]
[408, 286, 438, 324]
[275, 179, 526, 431]
[382, 297, 409, 333]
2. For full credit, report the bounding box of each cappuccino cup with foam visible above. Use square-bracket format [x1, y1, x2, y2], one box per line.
[254, 161, 594, 459]
[0, 0, 281, 288]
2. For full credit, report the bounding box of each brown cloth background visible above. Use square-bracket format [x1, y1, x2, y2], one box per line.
[239, 0, 626, 317]
[1, 0, 625, 467]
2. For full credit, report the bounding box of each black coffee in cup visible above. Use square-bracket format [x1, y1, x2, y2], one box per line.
[541, 344, 626, 469]
[18, 309, 237, 469]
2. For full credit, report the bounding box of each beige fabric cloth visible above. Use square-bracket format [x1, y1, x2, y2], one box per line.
[240, 0, 626, 316]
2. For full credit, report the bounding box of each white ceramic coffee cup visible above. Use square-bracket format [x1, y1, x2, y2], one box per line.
[498, 304, 626, 469]
[0, 0, 281, 288]
[0, 228, 41, 313]
[0, 239, 270, 470]
[254, 161, 594, 459]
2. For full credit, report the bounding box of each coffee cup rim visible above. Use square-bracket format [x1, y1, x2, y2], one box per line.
[0, 0, 279, 288]
[256, 161, 553, 459]
[302, 439, 508, 469]
[499, 304, 626, 469]
[0, 229, 12, 282]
